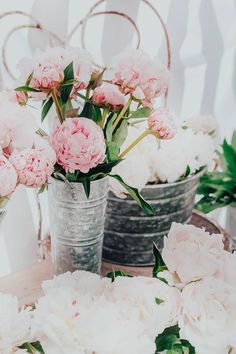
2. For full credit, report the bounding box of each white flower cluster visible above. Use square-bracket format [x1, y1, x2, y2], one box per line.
[1, 222, 235, 354]
[162, 222, 236, 354]
[32, 272, 180, 354]
[110, 115, 217, 197]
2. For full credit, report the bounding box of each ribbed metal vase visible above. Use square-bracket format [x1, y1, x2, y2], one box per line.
[103, 172, 202, 266]
[48, 176, 108, 275]
[0, 209, 6, 227]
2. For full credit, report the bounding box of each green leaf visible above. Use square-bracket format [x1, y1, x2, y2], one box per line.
[65, 172, 78, 182]
[105, 113, 116, 142]
[106, 270, 132, 282]
[112, 120, 128, 148]
[60, 62, 74, 104]
[15, 86, 41, 92]
[91, 105, 102, 123]
[155, 297, 165, 305]
[152, 243, 167, 278]
[38, 183, 47, 194]
[20, 341, 45, 354]
[184, 165, 191, 178]
[41, 97, 53, 122]
[222, 139, 236, 174]
[81, 178, 91, 198]
[231, 130, 236, 152]
[107, 141, 120, 161]
[79, 101, 94, 119]
[129, 107, 151, 118]
[109, 174, 155, 215]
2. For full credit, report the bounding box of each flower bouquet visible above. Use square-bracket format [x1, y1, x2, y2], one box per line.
[1, 223, 236, 354]
[14, 46, 172, 274]
[104, 114, 217, 265]
[0, 90, 56, 226]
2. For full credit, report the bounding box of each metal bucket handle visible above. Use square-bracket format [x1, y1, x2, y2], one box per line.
[53, 173, 78, 201]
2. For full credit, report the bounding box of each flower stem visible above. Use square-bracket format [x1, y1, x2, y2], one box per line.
[51, 89, 64, 124]
[100, 107, 109, 128]
[112, 96, 132, 131]
[119, 130, 155, 159]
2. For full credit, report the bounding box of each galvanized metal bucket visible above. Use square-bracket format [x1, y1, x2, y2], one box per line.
[0, 209, 6, 227]
[48, 176, 108, 275]
[103, 172, 203, 266]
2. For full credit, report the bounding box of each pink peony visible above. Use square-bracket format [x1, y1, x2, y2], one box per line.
[66, 48, 93, 97]
[162, 223, 225, 286]
[0, 101, 38, 155]
[10, 148, 55, 188]
[50, 117, 106, 173]
[0, 155, 17, 197]
[18, 47, 65, 91]
[31, 62, 64, 90]
[112, 48, 169, 107]
[148, 108, 177, 139]
[92, 83, 126, 109]
[0, 90, 28, 106]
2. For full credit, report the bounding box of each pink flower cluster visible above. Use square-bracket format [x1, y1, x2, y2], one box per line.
[148, 108, 177, 139]
[0, 99, 56, 200]
[10, 149, 55, 189]
[112, 48, 169, 107]
[92, 83, 126, 110]
[0, 155, 17, 197]
[50, 118, 106, 173]
[18, 47, 93, 95]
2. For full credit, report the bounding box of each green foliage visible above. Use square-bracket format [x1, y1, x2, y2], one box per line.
[155, 297, 165, 305]
[196, 133, 236, 213]
[129, 107, 151, 118]
[109, 174, 155, 215]
[20, 341, 45, 353]
[41, 97, 53, 122]
[15, 86, 41, 92]
[106, 270, 132, 282]
[152, 243, 167, 280]
[155, 326, 196, 354]
[60, 62, 74, 104]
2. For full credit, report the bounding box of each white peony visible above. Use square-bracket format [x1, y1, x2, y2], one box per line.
[109, 152, 151, 197]
[34, 271, 182, 354]
[216, 250, 236, 288]
[185, 114, 217, 134]
[42, 270, 110, 296]
[179, 277, 236, 354]
[162, 223, 225, 286]
[0, 293, 32, 354]
[108, 276, 181, 335]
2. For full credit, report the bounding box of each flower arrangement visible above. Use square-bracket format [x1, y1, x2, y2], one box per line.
[1, 222, 235, 354]
[196, 131, 236, 213]
[13, 46, 175, 213]
[0, 91, 56, 208]
[110, 115, 217, 197]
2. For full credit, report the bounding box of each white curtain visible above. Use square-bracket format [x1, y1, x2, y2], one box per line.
[0, 0, 235, 274]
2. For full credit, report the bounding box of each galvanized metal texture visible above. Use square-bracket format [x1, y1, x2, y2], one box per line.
[48, 176, 108, 275]
[103, 172, 202, 266]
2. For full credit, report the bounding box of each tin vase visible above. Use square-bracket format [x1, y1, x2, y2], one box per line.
[103, 172, 203, 266]
[48, 176, 108, 275]
[0, 209, 6, 227]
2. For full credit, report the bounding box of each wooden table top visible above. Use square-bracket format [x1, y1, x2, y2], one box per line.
[0, 210, 230, 307]
[0, 259, 153, 307]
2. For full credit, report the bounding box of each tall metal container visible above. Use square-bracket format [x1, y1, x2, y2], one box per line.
[48, 176, 108, 274]
[103, 172, 202, 266]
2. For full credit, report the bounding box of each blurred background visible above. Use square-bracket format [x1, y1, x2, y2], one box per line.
[0, 0, 236, 275]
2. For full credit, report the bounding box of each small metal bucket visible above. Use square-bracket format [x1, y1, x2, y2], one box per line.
[0, 209, 6, 226]
[48, 176, 108, 275]
[103, 172, 203, 266]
